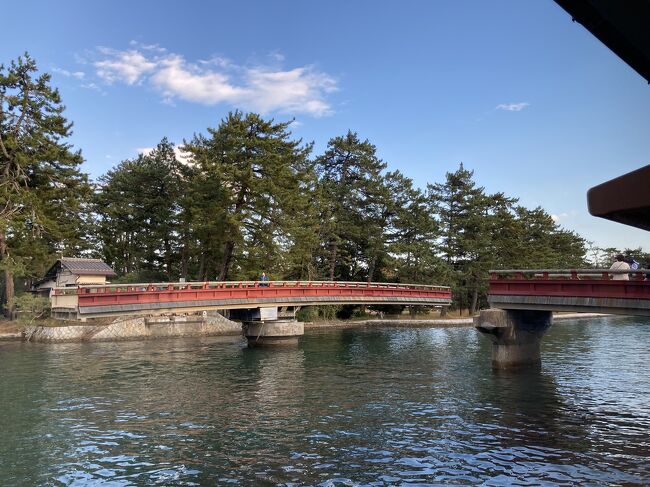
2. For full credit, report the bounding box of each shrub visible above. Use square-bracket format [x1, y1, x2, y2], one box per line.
[12, 293, 51, 323]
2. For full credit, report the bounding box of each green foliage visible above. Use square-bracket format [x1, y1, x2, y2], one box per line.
[95, 138, 188, 279]
[295, 306, 318, 322]
[315, 131, 388, 281]
[0, 54, 605, 321]
[182, 111, 315, 281]
[296, 305, 341, 322]
[110, 270, 168, 284]
[12, 293, 50, 322]
[0, 53, 92, 318]
[585, 244, 650, 268]
[427, 164, 587, 313]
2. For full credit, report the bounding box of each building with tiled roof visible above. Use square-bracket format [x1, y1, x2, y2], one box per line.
[34, 258, 117, 295]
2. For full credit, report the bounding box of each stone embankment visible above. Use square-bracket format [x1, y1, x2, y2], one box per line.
[23, 314, 241, 343]
[3, 312, 612, 343]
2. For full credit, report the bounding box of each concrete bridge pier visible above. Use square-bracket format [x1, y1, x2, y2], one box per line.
[475, 309, 552, 369]
[243, 319, 304, 347]
[235, 307, 304, 347]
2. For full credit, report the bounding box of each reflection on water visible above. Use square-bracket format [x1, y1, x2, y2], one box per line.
[0, 317, 649, 485]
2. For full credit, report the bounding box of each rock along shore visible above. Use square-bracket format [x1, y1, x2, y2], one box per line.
[21, 314, 241, 343]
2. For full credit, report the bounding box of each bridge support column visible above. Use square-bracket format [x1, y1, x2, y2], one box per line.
[243, 319, 304, 347]
[475, 309, 552, 369]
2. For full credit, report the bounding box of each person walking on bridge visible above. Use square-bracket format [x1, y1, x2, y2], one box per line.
[610, 254, 630, 280]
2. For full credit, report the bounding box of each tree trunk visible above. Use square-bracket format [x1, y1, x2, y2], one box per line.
[0, 231, 15, 320]
[470, 287, 479, 315]
[328, 242, 337, 281]
[218, 241, 235, 281]
[3, 268, 14, 320]
[367, 254, 377, 284]
[180, 225, 190, 280]
[164, 237, 173, 281]
[198, 252, 206, 281]
[181, 246, 189, 280]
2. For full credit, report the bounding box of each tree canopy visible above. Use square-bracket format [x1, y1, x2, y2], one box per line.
[0, 54, 91, 318]
[1, 54, 601, 320]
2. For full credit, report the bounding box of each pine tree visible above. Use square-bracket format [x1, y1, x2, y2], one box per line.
[182, 112, 313, 280]
[95, 138, 188, 280]
[315, 131, 387, 281]
[388, 173, 446, 284]
[428, 164, 519, 313]
[0, 54, 91, 318]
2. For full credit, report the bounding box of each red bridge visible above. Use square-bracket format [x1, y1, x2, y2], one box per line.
[51, 280, 452, 321]
[488, 269, 650, 317]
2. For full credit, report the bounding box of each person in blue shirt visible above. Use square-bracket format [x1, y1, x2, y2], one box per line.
[260, 272, 269, 287]
[625, 256, 640, 270]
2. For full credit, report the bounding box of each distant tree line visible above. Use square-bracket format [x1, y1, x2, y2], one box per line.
[5, 53, 631, 320]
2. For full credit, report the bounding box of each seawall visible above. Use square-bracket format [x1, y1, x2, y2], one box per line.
[10, 312, 613, 343]
[23, 314, 241, 343]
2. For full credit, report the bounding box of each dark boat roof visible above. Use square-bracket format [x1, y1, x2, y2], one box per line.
[555, 1, 650, 231]
[587, 164, 650, 231]
[555, 0, 650, 83]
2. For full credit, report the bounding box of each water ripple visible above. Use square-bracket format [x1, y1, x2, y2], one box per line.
[0, 318, 649, 485]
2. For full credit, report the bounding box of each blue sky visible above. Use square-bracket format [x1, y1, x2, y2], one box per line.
[3, 0, 649, 251]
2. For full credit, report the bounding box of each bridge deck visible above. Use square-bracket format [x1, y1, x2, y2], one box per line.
[51, 280, 452, 320]
[488, 269, 650, 316]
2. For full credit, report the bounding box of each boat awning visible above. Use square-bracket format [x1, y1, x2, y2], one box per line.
[587, 164, 650, 231]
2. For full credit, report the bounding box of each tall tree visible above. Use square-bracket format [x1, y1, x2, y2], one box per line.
[428, 164, 519, 313]
[183, 112, 313, 280]
[95, 138, 188, 280]
[0, 54, 90, 318]
[315, 131, 387, 281]
[388, 174, 446, 285]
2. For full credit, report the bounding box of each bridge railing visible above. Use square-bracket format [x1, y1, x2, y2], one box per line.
[50, 280, 452, 317]
[488, 269, 650, 316]
[489, 269, 650, 281]
[52, 280, 450, 295]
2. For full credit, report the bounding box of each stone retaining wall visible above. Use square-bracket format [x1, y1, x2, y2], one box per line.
[18, 312, 613, 343]
[24, 314, 241, 343]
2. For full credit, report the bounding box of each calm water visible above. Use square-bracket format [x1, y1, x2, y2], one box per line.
[1, 317, 649, 486]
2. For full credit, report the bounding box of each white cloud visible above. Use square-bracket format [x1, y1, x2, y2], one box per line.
[129, 40, 167, 53]
[86, 44, 337, 117]
[150, 55, 248, 105]
[496, 102, 529, 112]
[52, 67, 86, 79]
[243, 67, 336, 116]
[95, 48, 157, 85]
[551, 212, 569, 222]
[137, 145, 192, 165]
